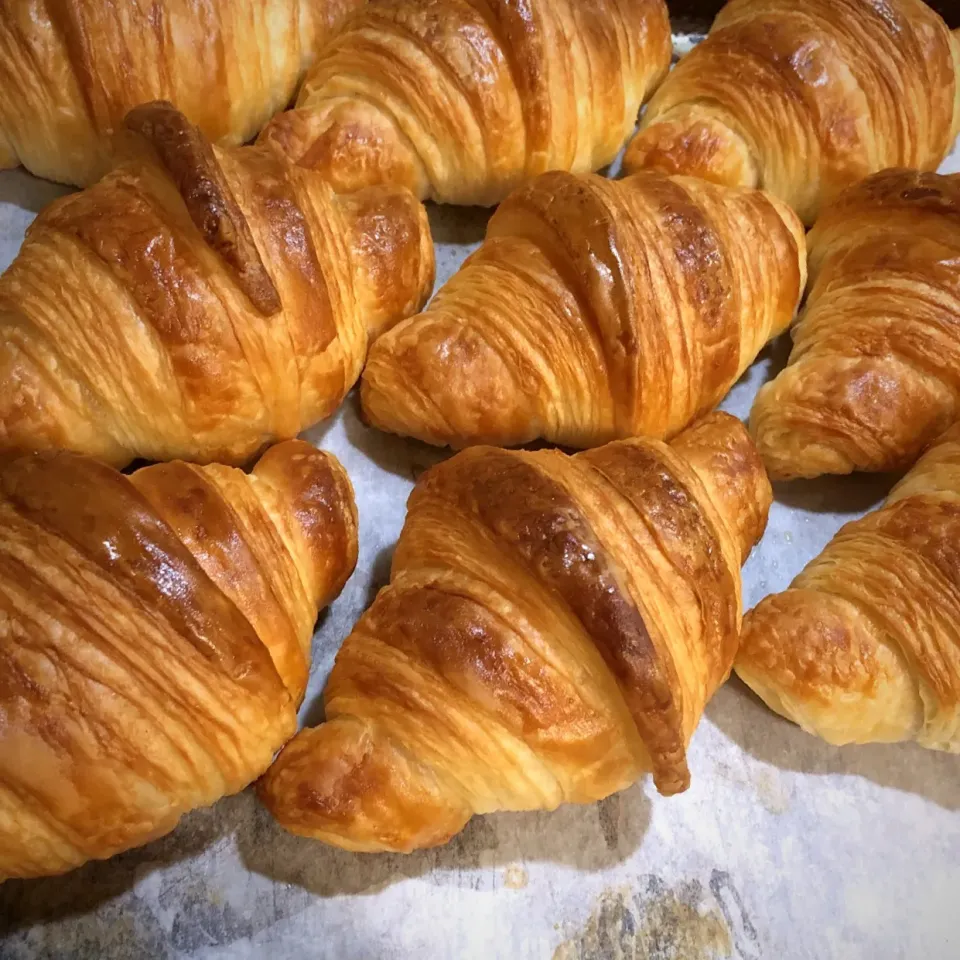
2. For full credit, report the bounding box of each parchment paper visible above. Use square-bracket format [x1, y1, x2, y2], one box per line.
[1, 56, 959, 960]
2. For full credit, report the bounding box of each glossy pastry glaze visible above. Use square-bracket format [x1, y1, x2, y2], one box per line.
[0, 103, 434, 467]
[738, 422, 960, 752]
[752, 169, 960, 480]
[260, 0, 672, 205]
[623, 0, 960, 225]
[0, 439, 358, 880]
[360, 169, 805, 449]
[0, 0, 364, 186]
[260, 412, 772, 852]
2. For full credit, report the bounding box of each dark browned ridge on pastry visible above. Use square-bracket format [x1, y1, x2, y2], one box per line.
[125, 102, 282, 315]
[0, 102, 434, 467]
[0, 440, 358, 880]
[261, 412, 771, 853]
[361, 168, 805, 450]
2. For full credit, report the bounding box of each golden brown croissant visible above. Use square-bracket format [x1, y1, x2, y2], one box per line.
[622, 0, 960, 225]
[0, 102, 434, 468]
[258, 0, 672, 206]
[0, 0, 364, 186]
[737, 423, 960, 751]
[360, 169, 805, 450]
[0, 439, 358, 881]
[260, 412, 771, 853]
[751, 169, 960, 481]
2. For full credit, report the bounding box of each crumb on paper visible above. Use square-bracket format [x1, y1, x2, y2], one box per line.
[503, 864, 529, 890]
[553, 879, 732, 960]
[714, 760, 791, 816]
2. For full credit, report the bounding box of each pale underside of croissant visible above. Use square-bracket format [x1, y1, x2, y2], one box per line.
[0, 0, 365, 186]
[361, 169, 805, 451]
[737, 423, 960, 752]
[0, 439, 358, 881]
[0, 102, 434, 468]
[623, 0, 960, 225]
[752, 169, 960, 481]
[260, 412, 772, 853]
[259, 0, 672, 205]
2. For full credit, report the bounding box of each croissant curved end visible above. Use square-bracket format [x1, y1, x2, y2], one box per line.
[623, 108, 759, 191]
[671, 411, 773, 566]
[338, 185, 435, 339]
[736, 590, 925, 746]
[250, 440, 359, 610]
[260, 99, 432, 202]
[259, 718, 473, 854]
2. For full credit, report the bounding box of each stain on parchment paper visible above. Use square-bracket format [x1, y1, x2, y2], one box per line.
[715, 760, 791, 815]
[425, 814, 500, 889]
[596, 795, 622, 852]
[553, 875, 753, 960]
[503, 864, 529, 889]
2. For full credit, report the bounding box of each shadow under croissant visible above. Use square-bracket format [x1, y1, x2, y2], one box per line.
[340, 392, 566, 484]
[426, 202, 491, 249]
[706, 677, 960, 813]
[236, 785, 652, 899]
[340, 393, 451, 484]
[0, 168, 73, 215]
[0, 791, 244, 939]
[771, 473, 901, 516]
[0, 783, 650, 950]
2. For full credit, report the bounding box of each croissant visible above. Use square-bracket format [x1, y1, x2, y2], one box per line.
[258, 0, 672, 206]
[0, 0, 364, 187]
[360, 169, 805, 451]
[737, 423, 960, 751]
[622, 0, 960, 225]
[0, 439, 358, 881]
[751, 169, 960, 481]
[260, 412, 771, 853]
[0, 102, 434, 468]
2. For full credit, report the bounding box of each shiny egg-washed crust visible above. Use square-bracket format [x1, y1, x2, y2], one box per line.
[737, 422, 960, 752]
[259, 0, 672, 206]
[260, 412, 772, 853]
[751, 169, 960, 481]
[360, 169, 805, 450]
[0, 102, 434, 468]
[0, 0, 363, 187]
[622, 0, 960, 225]
[0, 439, 358, 880]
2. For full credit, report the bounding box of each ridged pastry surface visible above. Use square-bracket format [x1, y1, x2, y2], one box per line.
[361, 169, 805, 450]
[751, 168, 960, 480]
[623, 0, 960, 225]
[0, 0, 364, 186]
[738, 422, 960, 751]
[260, 412, 771, 853]
[260, 0, 672, 205]
[0, 103, 434, 467]
[0, 439, 358, 880]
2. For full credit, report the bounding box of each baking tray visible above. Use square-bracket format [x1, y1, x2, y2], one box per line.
[2, 24, 960, 960]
